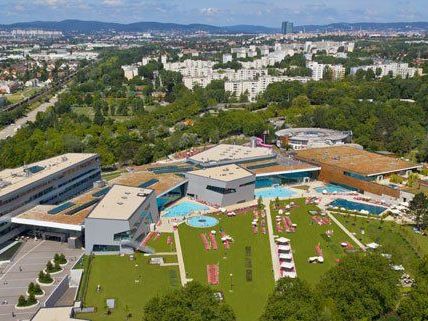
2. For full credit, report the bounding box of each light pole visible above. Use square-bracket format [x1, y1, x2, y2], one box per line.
[229, 273, 233, 292]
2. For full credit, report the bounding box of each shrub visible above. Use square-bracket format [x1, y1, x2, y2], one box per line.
[17, 295, 27, 307]
[33, 283, 43, 295]
[38, 271, 53, 284]
[46, 261, 53, 272]
[27, 293, 37, 305]
[389, 174, 404, 184]
[46, 260, 61, 273]
[58, 253, 67, 264]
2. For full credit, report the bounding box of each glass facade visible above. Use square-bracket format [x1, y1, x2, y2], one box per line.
[255, 171, 318, 188]
[157, 183, 187, 211]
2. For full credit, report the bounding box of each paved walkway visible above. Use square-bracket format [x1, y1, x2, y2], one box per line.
[327, 212, 367, 251]
[173, 229, 189, 286]
[263, 200, 281, 281]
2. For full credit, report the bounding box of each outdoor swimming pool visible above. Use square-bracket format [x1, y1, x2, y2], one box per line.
[315, 183, 355, 194]
[328, 198, 387, 215]
[187, 215, 219, 228]
[255, 186, 296, 199]
[163, 201, 209, 218]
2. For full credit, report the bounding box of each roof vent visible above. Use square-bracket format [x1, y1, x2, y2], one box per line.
[117, 202, 124, 205]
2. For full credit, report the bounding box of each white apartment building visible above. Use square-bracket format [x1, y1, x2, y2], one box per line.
[350, 62, 422, 78]
[121, 65, 139, 80]
[307, 62, 345, 81]
[223, 53, 233, 64]
[225, 75, 310, 101]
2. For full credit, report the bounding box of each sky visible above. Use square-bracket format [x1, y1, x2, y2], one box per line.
[0, 0, 427, 27]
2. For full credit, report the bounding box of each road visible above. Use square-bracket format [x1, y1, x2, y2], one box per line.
[0, 94, 59, 140]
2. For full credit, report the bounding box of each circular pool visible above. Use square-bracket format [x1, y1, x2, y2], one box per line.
[187, 215, 219, 228]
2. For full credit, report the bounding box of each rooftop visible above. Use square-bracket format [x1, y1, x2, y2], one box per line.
[295, 146, 420, 177]
[275, 127, 351, 142]
[0, 153, 98, 198]
[112, 169, 187, 196]
[186, 164, 254, 182]
[188, 144, 274, 166]
[87, 185, 153, 220]
[12, 185, 107, 229]
[31, 307, 87, 321]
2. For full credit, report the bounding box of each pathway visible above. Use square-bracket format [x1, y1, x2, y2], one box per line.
[173, 229, 190, 286]
[263, 200, 281, 281]
[0, 93, 59, 140]
[327, 212, 367, 251]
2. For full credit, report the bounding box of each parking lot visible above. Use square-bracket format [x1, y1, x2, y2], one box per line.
[0, 239, 82, 321]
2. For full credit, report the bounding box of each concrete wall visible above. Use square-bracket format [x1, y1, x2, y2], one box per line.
[186, 173, 255, 207]
[44, 275, 69, 308]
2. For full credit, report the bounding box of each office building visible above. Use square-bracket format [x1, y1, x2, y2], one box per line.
[281, 21, 294, 35]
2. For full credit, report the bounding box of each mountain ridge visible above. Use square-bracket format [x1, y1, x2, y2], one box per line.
[1, 19, 427, 34]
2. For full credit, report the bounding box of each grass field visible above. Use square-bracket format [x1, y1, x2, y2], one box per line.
[76, 254, 179, 321]
[271, 198, 358, 285]
[101, 171, 122, 182]
[333, 213, 428, 275]
[146, 233, 176, 253]
[179, 212, 274, 321]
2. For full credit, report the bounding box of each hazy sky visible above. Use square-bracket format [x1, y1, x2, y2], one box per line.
[0, 0, 427, 27]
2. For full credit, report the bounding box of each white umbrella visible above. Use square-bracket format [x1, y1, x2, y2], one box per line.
[211, 230, 216, 235]
[278, 253, 292, 260]
[220, 208, 227, 213]
[278, 244, 291, 251]
[278, 209, 284, 215]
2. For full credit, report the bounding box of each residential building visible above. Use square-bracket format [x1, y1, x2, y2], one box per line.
[121, 65, 139, 80]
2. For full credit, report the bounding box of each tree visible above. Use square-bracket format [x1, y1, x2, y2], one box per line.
[93, 109, 105, 126]
[322, 66, 334, 81]
[17, 295, 27, 307]
[260, 278, 321, 321]
[27, 292, 37, 305]
[143, 281, 235, 321]
[408, 192, 428, 229]
[319, 253, 399, 321]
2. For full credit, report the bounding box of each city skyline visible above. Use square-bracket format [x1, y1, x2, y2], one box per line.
[0, 0, 427, 27]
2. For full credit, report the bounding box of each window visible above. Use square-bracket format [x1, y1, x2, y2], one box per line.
[239, 181, 255, 187]
[206, 185, 236, 194]
[113, 230, 131, 241]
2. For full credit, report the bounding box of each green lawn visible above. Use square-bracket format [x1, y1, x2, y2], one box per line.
[270, 198, 358, 285]
[179, 212, 274, 321]
[146, 232, 176, 253]
[333, 213, 428, 275]
[6, 88, 39, 104]
[101, 171, 122, 182]
[76, 254, 179, 321]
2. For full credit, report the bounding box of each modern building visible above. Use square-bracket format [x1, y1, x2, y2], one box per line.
[185, 164, 255, 207]
[295, 146, 421, 200]
[281, 21, 294, 35]
[84, 185, 159, 254]
[275, 128, 352, 150]
[0, 154, 100, 245]
[188, 144, 275, 167]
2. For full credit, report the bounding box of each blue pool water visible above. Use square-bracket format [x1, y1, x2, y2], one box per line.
[187, 215, 219, 228]
[163, 201, 209, 218]
[315, 183, 355, 194]
[328, 199, 387, 215]
[255, 186, 296, 199]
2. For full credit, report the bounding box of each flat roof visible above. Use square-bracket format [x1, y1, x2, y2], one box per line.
[31, 307, 87, 321]
[112, 170, 186, 196]
[188, 144, 274, 165]
[275, 127, 350, 142]
[0, 153, 98, 198]
[12, 186, 105, 229]
[295, 146, 420, 176]
[88, 185, 153, 220]
[187, 164, 254, 182]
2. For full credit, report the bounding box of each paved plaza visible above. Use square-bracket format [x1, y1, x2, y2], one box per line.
[0, 239, 82, 321]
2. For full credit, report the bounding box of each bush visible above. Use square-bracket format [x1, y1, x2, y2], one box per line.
[389, 174, 404, 184]
[27, 293, 37, 305]
[38, 271, 53, 284]
[54, 253, 67, 264]
[17, 295, 27, 307]
[46, 260, 61, 273]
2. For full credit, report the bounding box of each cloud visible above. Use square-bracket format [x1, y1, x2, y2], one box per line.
[35, 0, 64, 7]
[102, 0, 122, 7]
[200, 7, 221, 16]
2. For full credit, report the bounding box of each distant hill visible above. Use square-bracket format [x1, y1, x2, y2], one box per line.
[0, 20, 427, 34]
